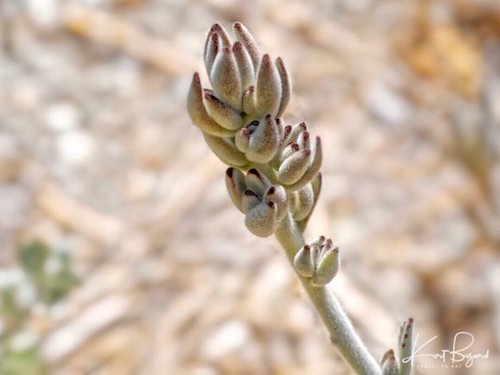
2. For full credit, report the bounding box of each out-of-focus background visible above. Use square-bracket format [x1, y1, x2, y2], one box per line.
[1, 0, 500, 374]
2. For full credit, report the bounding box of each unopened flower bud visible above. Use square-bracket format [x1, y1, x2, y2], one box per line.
[275, 57, 291, 117]
[204, 32, 221, 76]
[381, 350, 399, 375]
[204, 93, 243, 130]
[278, 149, 311, 185]
[287, 136, 322, 191]
[203, 134, 247, 166]
[233, 42, 255, 90]
[246, 115, 280, 163]
[245, 201, 278, 237]
[293, 245, 314, 277]
[187, 73, 234, 138]
[225, 168, 246, 212]
[232, 22, 261, 69]
[399, 318, 414, 375]
[255, 54, 282, 118]
[210, 48, 242, 110]
[292, 183, 314, 221]
[311, 245, 340, 287]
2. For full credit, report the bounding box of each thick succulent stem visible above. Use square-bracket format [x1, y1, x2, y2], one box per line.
[275, 214, 382, 375]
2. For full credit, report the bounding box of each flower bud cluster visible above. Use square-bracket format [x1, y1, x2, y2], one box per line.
[293, 236, 340, 287]
[188, 23, 290, 138]
[188, 22, 323, 238]
[225, 167, 287, 237]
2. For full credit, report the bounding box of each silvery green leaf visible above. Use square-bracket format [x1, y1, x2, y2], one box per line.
[245, 201, 278, 237]
[276, 57, 291, 117]
[187, 73, 235, 138]
[225, 168, 247, 212]
[233, 41, 255, 90]
[278, 149, 311, 185]
[255, 54, 281, 117]
[204, 93, 243, 130]
[293, 245, 314, 277]
[233, 22, 261, 70]
[210, 48, 242, 110]
[247, 115, 280, 163]
[203, 134, 248, 166]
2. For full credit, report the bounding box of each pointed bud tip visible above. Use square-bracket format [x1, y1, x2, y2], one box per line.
[267, 186, 275, 195]
[232, 41, 242, 51]
[266, 201, 275, 208]
[226, 168, 234, 177]
[247, 168, 260, 177]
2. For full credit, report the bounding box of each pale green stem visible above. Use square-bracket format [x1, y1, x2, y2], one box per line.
[275, 213, 382, 375]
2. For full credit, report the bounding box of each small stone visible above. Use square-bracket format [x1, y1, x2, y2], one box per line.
[44, 102, 81, 132]
[362, 83, 410, 126]
[199, 319, 251, 360]
[56, 130, 95, 165]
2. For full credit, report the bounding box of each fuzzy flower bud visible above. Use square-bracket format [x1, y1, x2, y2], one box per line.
[293, 237, 340, 287]
[224, 168, 289, 237]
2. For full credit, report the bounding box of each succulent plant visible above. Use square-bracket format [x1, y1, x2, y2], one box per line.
[187, 22, 414, 375]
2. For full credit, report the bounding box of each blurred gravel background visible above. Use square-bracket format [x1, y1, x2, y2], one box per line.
[1, 0, 500, 374]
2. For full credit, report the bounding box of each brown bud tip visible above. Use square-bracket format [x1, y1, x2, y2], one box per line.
[299, 122, 307, 131]
[326, 238, 333, 246]
[303, 245, 310, 252]
[408, 318, 414, 324]
[210, 23, 222, 33]
[226, 168, 234, 177]
[302, 149, 311, 157]
[291, 143, 299, 151]
[232, 41, 242, 52]
[267, 186, 275, 195]
[243, 189, 259, 197]
[265, 114, 272, 120]
[247, 168, 260, 177]
[222, 47, 231, 53]
[303, 132, 310, 141]
[319, 235, 326, 241]
[283, 125, 292, 138]
[210, 31, 219, 44]
[193, 72, 201, 83]
[266, 201, 275, 208]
